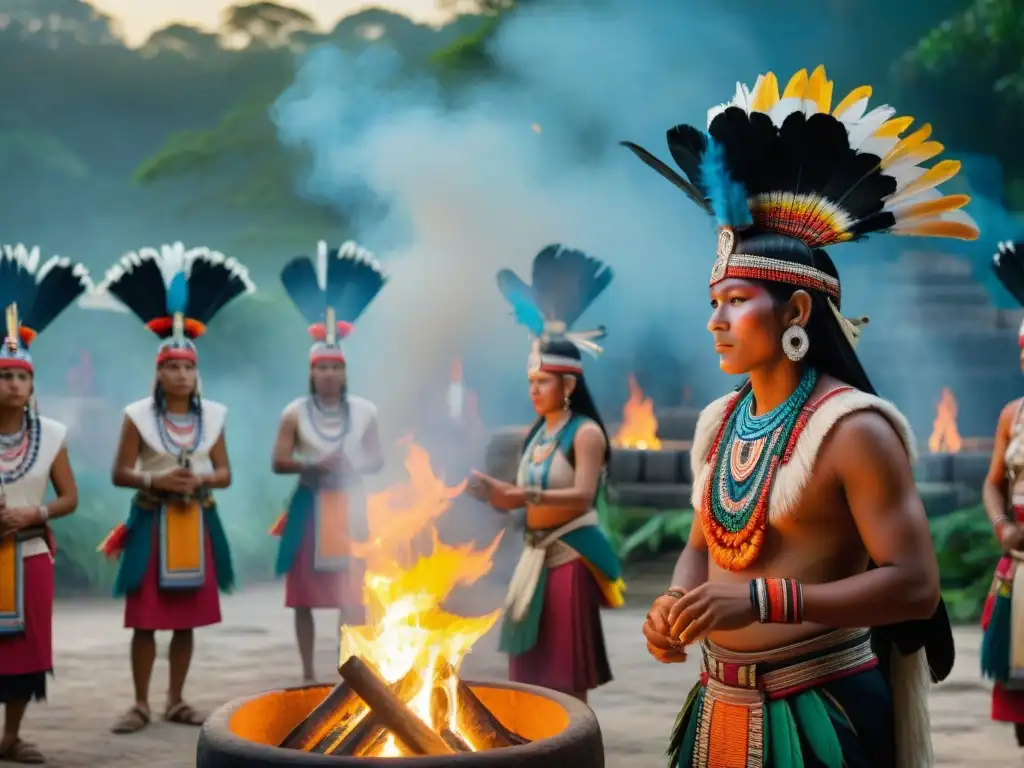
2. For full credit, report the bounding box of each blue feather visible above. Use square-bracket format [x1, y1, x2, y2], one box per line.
[509, 292, 545, 335]
[699, 135, 752, 229]
[167, 271, 188, 315]
[496, 269, 545, 336]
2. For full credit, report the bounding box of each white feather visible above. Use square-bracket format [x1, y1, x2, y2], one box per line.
[845, 105, 896, 149]
[886, 165, 928, 194]
[316, 240, 328, 292]
[856, 135, 902, 158]
[767, 97, 805, 127]
[834, 96, 870, 124]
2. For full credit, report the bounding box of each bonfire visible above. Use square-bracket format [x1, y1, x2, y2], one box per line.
[279, 442, 523, 757]
[612, 374, 662, 450]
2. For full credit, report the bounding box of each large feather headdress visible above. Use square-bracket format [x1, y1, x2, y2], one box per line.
[622, 65, 979, 348]
[82, 242, 255, 365]
[497, 244, 613, 375]
[993, 241, 1024, 346]
[0, 244, 94, 372]
[280, 240, 388, 364]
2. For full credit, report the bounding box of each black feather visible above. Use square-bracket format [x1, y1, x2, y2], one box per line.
[619, 140, 711, 213]
[102, 250, 254, 338]
[281, 244, 388, 326]
[701, 106, 904, 245]
[0, 248, 90, 338]
[529, 244, 613, 329]
[105, 258, 170, 326]
[993, 242, 1024, 306]
[184, 257, 254, 327]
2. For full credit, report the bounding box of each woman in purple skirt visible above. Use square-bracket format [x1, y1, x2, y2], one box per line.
[467, 244, 625, 703]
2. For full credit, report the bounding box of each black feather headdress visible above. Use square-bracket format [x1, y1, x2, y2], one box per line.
[622, 65, 978, 345]
[0, 244, 94, 372]
[993, 241, 1024, 342]
[281, 240, 388, 363]
[83, 242, 255, 364]
[497, 244, 613, 375]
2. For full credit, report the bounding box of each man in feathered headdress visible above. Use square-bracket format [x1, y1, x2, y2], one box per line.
[0, 245, 91, 764]
[87, 242, 255, 735]
[627, 66, 974, 767]
[269, 240, 386, 684]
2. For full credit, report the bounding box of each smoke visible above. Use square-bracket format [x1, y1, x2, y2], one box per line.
[268, 0, 782, 436]
[266, 0, 1024, 461]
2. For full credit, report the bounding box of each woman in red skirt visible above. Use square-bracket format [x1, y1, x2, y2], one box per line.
[981, 240, 1024, 746]
[89, 243, 256, 734]
[271, 241, 386, 683]
[467, 245, 625, 703]
[0, 248, 91, 763]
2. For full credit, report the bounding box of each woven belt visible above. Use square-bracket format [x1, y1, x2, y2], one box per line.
[133, 490, 214, 510]
[700, 627, 877, 700]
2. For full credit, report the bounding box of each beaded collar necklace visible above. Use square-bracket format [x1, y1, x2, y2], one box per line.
[702, 367, 819, 571]
[157, 407, 204, 454]
[0, 411, 40, 485]
[307, 395, 348, 444]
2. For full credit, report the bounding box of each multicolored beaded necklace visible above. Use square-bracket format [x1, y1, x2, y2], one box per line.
[701, 367, 819, 571]
[157, 409, 203, 455]
[523, 413, 571, 488]
[0, 412, 40, 484]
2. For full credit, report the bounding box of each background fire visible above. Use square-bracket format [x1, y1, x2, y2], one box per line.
[612, 374, 662, 450]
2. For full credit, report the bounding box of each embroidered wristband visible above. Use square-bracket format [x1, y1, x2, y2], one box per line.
[750, 577, 803, 624]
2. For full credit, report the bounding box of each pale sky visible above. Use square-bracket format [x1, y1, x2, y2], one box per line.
[87, 0, 453, 47]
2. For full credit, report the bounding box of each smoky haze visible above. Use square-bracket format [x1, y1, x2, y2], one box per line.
[14, 0, 1022, 593]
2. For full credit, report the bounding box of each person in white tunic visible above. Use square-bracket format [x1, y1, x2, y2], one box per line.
[0, 246, 92, 765]
[270, 241, 386, 684]
[85, 243, 255, 735]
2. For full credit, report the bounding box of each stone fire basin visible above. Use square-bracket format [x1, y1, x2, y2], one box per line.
[196, 681, 604, 767]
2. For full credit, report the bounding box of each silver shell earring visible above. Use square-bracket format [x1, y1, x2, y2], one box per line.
[782, 325, 809, 362]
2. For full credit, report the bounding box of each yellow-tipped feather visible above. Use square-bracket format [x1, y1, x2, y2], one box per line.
[832, 85, 872, 118]
[885, 140, 944, 169]
[880, 124, 933, 168]
[806, 65, 833, 113]
[890, 159, 961, 203]
[873, 116, 914, 138]
[750, 72, 780, 112]
[894, 194, 971, 221]
[891, 219, 979, 241]
[782, 69, 809, 99]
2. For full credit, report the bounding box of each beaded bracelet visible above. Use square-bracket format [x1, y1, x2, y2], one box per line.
[749, 577, 804, 624]
[994, 514, 1011, 535]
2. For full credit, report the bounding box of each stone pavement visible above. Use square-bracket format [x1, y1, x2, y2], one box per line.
[17, 581, 1022, 767]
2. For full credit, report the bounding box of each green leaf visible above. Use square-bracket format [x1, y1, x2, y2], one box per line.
[618, 515, 666, 559]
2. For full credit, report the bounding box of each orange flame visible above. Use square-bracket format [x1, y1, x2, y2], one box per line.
[342, 442, 503, 755]
[928, 387, 962, 454]
[612, 374, 662, 450]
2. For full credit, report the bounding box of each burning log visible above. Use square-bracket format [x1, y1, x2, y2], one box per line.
[438, 662, 528, 749]
[279, 668, 423, 755]
[278, 681, 363, 750]
[338, 656, 455, 757]
[430, 686, 472, 753]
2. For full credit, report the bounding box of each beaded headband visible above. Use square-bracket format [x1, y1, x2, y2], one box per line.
[710, 227, 841, 304]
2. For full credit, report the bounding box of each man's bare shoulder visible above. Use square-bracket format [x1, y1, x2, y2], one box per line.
[821, 407, 910, 474]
